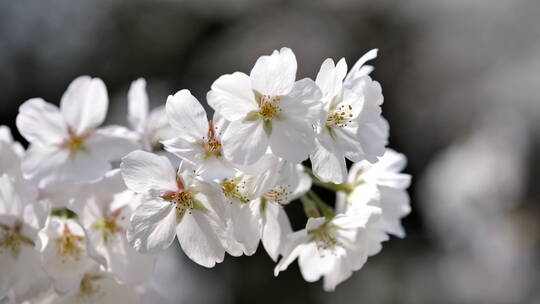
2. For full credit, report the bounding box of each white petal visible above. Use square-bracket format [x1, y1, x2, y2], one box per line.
[250, 47, 297, 96]
[344, 49, 378, 87]
[222, 120, 268, 165]
[60, 76, 108, 134]
[166, 89, 208, 139]
[269, 116, 315, 163]
[176, 210, 225, 268]
[128, 78, 149, 133]
[375, 186, 411, 238]
[105, 236, 156, 285]
[207, 72, 258, 121]
[274, 230, 308, 276]
[16, 98, 67, 145]
[310, 138, 347, 184]
[322, 258, 352, 292]
[230, 201, 261, 255]
[85, 126, 139, 162]
[298, 243, 335, 282]
[127, 198, 177, 253]
[261, 202, 292, 261]
[316, 58, 347, 100]
[120, 150, 177, 194]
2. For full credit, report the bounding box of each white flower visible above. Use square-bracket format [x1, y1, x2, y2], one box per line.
[0, 173, 50, 301]
[207, 47, 322, 165]
[310, 50, 389, 183]
[127, 78, 174, 151]
[121, 150, 227, 267]
[215, 154, 311, 260]
[0, 125, 24, 157]
[162, 89, 235, 180]
[16, 76, 138, 188]
[38, 216, 97, 295]
[28, 268, 147, 304]
[274, 206, 382, 291]
[274, 207, 383, 291]
[69, 169, 156, 286]
[336, 149, 411, 238]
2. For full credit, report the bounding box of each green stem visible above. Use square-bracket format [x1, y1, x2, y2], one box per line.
[307, 190, 335, 219]
[300, 196, 321, 218]
[304, 166, 352, 193]
[51, 208, 77, 219]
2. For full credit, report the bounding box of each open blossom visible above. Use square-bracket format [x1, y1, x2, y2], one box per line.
[69, 169, 156, 286]
[336, 149, 411, 238]
[121, 150, 227, 267]
[0, 172, 50, 301]
[127, 78, 174, 151]
[310, 50, 389, 184]
[16, 76, 138, 188]
[275, 205, 383, 291]
[27, 267, 147, 304]
[39, 216, 97, 295]
[212, 153, 311, 258]
[208, 47, 322, 165]
[162, 89, 235, 180]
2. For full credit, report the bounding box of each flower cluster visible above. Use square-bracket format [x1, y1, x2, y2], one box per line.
[0, 47, 411, 302]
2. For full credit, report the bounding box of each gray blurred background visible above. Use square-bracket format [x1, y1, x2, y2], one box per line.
[1, 0, 540, 303]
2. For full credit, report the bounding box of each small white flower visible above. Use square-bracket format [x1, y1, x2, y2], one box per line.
[121, 150, 227, 267]
[310, 50, 389, 183]
[162, 89, 235, 180]
[208, 47, 322, 165]
[39, 216, 97, 295]
[336, 149, 411, 238]
[274, 206, 382, 291]
[28, 268, 147, 304]
[16, 76, 138, 187]
[127, 78, 174, 151]
[0, 173, 50, 301]
[214, 154, 311, 260]
[69, 169, 156, 286]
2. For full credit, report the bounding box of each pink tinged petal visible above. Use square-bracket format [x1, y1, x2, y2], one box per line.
[60, 76, 108, 134]
[273, 230, 308, 276]
[207, 72, 258, 121]
[250, 47, 297, 96]
[120, 150, 177, 195]
[316, 58, 347, 100]
[261, 202, 292, 261]
[176, 210, 225, 268]
[16, 98, 67, 145]
[166, 89, 208, 139]
[310, 138, 347, 184]
[128, 78, 149, 133]
[127, 198, 177, 253]
[222, 120, 268, 165]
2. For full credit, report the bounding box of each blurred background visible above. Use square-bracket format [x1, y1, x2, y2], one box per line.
[1, 0, 540, 303]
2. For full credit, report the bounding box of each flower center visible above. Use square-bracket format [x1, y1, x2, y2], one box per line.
[326, 104, 354, 128]
[57, 225, 84, 262]
[220, 178, 248, 203]
[199, 121, 222, 159]
[0, 223, 34, 257]
[161, 190, 194, 221]
[263, 185, 291, 205]
[253, 90, 282, 120]
[62, 127, 92, 156]
[79, 273, 105, 300]
[308, 224, 341, 256]
[92, 210, 123, 244]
